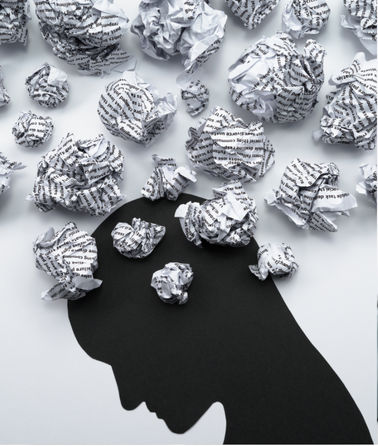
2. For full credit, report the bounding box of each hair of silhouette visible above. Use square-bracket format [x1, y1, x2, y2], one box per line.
[68, 194, 372, 444]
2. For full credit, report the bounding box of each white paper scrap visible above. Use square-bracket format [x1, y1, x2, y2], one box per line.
[34, 0, 134, 75]
[33, 222, 102, 301]
[175, 180, 258, 247]
[341, 0, 377, 56]
[141, 154, 197, 201]
[282, 0, 331, 39]
[12, 111, 53, 148]
[27, 133, 125, 216]
[0, 66, 10, 106]
[25, 63, 69, 108]
[0, 0, 30, 45]
[249, 243, 298, 280]
[356, 163, 377, 204]
[186, 106, 275, 183]
[228, 32, 325, 123]
[181, 80, 209, 116]
[0, 152, 26, 196]
[151, 262, 193, 305]
[265, 158, 358, 231]
[131, 0, 227, 85]
[224, 0, 280, 29]
[98, 71, 177, 147]
[111, 218, 166, 259]
[313, 52, 376, 151]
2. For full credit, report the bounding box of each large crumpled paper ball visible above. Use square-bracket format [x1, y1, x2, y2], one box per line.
[25, 62, 69, 108]
[228, 32, 326, 123]
[282, 0, 331, 39]
[27, 133, 125, 216]
[186, 106, 275, 183]
[0, 66, 10, 106]
[265, 158, 358, 232]
[112, 218, 166, 259]
[151, 262, 193, 305]
[12, 110, 53, 148]
[224, 0, 279, 29]
[33, 0, 134, 75]
[341, 0, 377, 56]
[98, 71, 177, 147]
[175, 180, 258, 247]
[249, 243, 299, 280]
[313, 53, 376, 151]
[131, 0, 227, 81]
[0, 0, 30, 45]
[0, 152, 25, 196]
[33, 222, 102, 301]
[356, 163, 377, 204]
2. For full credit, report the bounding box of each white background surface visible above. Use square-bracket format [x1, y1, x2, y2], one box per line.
[0, 0, 376, 444]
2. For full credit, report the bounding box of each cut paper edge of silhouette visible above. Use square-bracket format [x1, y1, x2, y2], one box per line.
[68, 194, 373, 445]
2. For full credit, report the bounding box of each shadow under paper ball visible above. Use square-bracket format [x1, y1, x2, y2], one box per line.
[68, 194, 372, 444]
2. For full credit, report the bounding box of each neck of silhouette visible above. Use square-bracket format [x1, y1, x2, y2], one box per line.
[222, 402, 256, 445]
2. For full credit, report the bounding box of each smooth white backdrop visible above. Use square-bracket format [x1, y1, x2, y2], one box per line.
[0, 0, 376, 443]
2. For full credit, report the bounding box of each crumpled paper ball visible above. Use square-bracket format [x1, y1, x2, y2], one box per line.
[151, 262, 193, 305]
[356, 163, 377, 204]
[111, 218, 166, 258]
[0, 66, 10, 106]
[33, 222, 102, 301]
[265, 158, 358, 232]
[341, 0, 377, 56]
[0, 0, 30, 45]
[282, 0, 331, 39]
[27, 133, 125, 216]
[224, 0, 279, 29]
[33, 0, 134, 75]
[25, 62, 69, 108]
[141, 154, 197, 201]
[228, 32, 326, 123]
[249, 243, 299, 280]
[313, 52, 376, 151]
[186, 106, 275, 183]
[98, 71, 177, 147]
[12, 110, 53, 148]
[181, 80, 209, 116]
[0, 152, 25, 196]
[175, 180, 258, 247]
[131, 0, 227, 82]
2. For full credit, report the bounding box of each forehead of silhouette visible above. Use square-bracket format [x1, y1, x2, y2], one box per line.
[68, 194, 373, 443]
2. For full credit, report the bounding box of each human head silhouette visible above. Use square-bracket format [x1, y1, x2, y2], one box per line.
[68, 194, 372, 444]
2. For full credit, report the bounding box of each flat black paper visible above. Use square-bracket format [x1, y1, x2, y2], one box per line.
[68, 194, 372, 444]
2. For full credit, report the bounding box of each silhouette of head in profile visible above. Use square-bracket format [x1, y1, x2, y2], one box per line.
[68, 194, 372, 444]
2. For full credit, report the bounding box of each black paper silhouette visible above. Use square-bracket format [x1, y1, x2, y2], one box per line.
[68, 194, 373, 444]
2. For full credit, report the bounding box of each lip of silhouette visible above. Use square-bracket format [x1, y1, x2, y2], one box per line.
[145, 401, 162, 419]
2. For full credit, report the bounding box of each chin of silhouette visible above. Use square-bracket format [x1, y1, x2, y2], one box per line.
[68, 194, 373, 444]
